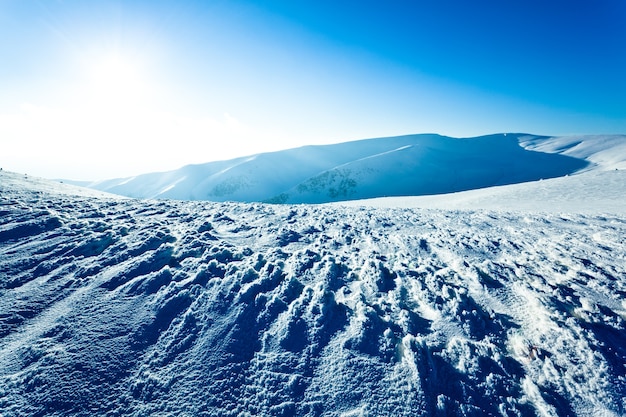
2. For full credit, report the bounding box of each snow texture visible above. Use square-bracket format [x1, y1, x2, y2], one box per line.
[80, 133, 601, 203]
[1, 167, 625, 416]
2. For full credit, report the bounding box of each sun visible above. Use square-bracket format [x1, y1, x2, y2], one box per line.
[93, 54, 137, 89]
[85, 51, 147, 110]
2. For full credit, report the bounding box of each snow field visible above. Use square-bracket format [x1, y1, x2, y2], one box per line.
[1, 173, 625, 416]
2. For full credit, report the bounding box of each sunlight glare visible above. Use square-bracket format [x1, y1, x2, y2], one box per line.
[86, 52, 146, 110]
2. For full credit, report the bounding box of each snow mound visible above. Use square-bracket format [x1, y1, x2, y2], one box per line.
[337, 169, 626, 214]
[0, 170, 122, 199]
[1, 173, 625, 416]
[82, 133, 596, 203]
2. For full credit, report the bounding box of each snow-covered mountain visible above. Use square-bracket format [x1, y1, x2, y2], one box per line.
[1, 168, 625, 416]
[81, 133, 623, 204]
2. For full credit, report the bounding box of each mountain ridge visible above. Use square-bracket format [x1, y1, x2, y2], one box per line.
[79, 133, 610, 203]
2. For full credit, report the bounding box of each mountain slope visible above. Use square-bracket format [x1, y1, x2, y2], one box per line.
[83, 133, 594, 203]
[520, 135, 626, 171]
[274, 134, 588, 203]
[338, 134, 626, 211]
[337, 169, 626, 214]
[1, 171, 625, 416]
[87, 134, 450, 201]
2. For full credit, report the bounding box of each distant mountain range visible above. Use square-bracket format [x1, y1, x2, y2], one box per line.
[80, 133, 625, 203]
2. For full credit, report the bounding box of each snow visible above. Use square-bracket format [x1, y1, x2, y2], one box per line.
[1, 165, 625, 416]
[336, 169, 626, 214]
[519, 135, 626, 171]
[79, 133, 608, 203]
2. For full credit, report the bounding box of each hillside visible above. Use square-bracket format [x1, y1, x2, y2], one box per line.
[337, 169, 626, 213]
[82, 133, 602, 203]
[1, 170, 625, 416]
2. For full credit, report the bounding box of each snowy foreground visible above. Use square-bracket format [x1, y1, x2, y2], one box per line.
[1, 171, 626, 416]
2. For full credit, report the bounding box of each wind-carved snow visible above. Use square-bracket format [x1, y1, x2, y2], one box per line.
[1, 171, 625, 416]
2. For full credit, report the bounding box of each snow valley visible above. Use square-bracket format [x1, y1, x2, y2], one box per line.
[1, 133, 626, 416]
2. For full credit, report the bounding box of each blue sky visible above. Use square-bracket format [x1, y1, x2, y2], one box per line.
[1, 0, 625, 180]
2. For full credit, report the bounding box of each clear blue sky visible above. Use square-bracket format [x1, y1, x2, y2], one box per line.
[1, 0, 625, 180]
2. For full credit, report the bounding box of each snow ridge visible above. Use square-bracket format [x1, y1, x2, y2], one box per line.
[1, 172, 625, 416]
[82, 133, 595, 203]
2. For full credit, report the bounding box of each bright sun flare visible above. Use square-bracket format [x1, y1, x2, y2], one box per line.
[86, 52, 146, 108]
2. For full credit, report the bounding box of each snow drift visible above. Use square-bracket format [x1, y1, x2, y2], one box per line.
[82, 133, 602, 203]
[1, 170, 625, 416]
